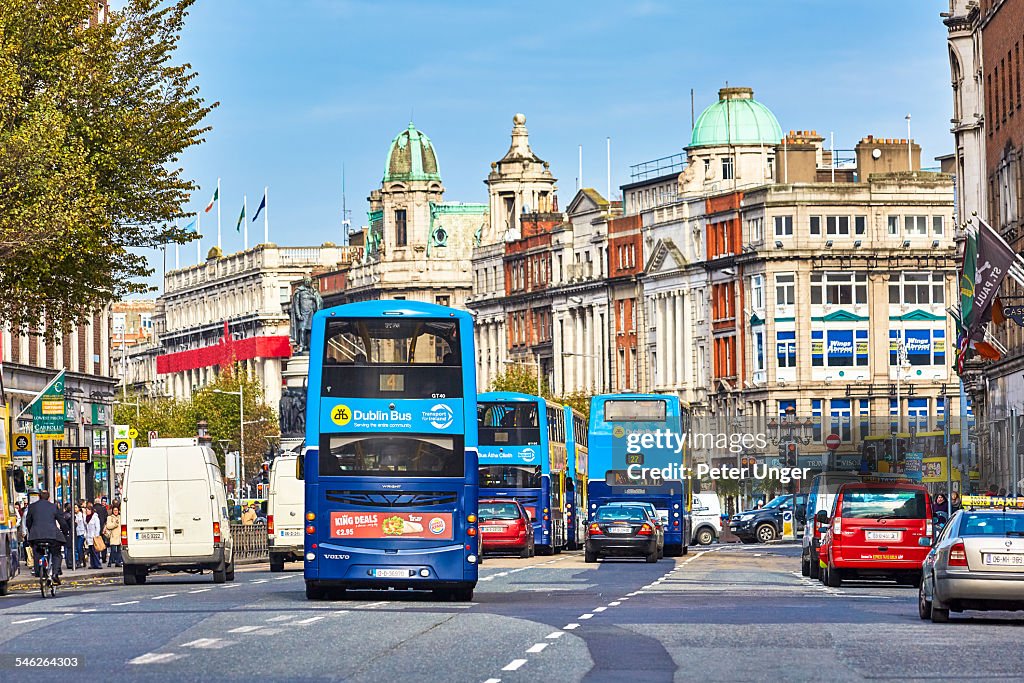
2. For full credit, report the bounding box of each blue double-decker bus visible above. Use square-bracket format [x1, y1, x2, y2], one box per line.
[477, 392, 569, 555]
[588, 394, 691, 557]
[564, 405, 588, 550]
[301, 301, 479, 601]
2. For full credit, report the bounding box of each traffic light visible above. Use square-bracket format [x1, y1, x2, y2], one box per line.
[784, 442, 798, 467]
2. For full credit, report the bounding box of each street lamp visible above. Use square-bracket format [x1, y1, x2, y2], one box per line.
[212, 387, 244, 495]
[112, 396, 141, 421]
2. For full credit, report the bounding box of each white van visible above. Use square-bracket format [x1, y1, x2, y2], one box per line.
[801, 471, 861, 578]
[121, 438, 235, 584]
[268, 453, 304, 572]
[691, 493, 723, 545]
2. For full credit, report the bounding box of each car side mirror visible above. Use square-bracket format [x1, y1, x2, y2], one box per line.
[814, 510, 829, 524]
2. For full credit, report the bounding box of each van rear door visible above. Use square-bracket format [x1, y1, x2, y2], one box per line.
[837, 486, 929, 563]
[168, 450, 216, 557]
[125, 447, 172, 559]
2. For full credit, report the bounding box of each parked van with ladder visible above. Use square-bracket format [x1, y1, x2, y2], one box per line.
[121, 438, 235, 584]
[268, 452, 304, 572]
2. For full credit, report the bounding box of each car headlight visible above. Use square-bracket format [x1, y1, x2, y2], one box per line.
[734, 515, 750, 522]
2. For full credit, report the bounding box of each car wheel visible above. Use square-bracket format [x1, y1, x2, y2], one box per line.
[123, 567, 137, 586]
[584, 550, 597, 563]
[809, 557, 820, 579]
[645, 550, 658, 563]
[270, 554, 285, 573]
[529, 540, 536, 558]
[825, 563, 842, 588]
[800, 556, 810, 577]
[519, 546, 531, 559]
[918, 584, 932, 620]
[225, 562, 235, 582]
[756, 524, 778, 543]
[930, 604, 950, 623]
[697, 528, 715, 546]
[213, 567, 227, 584]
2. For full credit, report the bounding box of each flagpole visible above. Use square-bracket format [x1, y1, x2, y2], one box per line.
[244, 194, 249, 250]
[175, 219, 180, 269]
[217, 177, 222, 250]
[264, 186, 269, 245]
[197, 212, 202, 264]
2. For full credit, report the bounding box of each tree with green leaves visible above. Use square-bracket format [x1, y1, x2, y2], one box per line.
[489, 365, 548, 397]
[0, 0, 214, 333]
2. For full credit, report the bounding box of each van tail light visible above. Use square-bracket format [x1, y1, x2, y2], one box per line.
[268, 515, 275, 535]
[948, 542, 968, 567]
[925, 518, 933, 538]
[121, 524, 128, 547]
[588, 522, 603, 536]
[213, 521, 221, 544]
[832, 517, 842, 534]
[638, 523, 653, 536]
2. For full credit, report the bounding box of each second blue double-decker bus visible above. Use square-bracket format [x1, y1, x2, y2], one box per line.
[302, 301, 479, 601]
[564, 405, 588, 550]
[477, 392, 568, 555]
[588, 394, 692, 557]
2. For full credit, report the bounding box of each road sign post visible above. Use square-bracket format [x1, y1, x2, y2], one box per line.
[825, 433, 841, 470]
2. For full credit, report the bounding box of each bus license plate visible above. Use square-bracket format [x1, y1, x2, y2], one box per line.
[374, 568, 411, 578]
[136, 532, 164, 541]
[983, 553, 1024, 566]
[609, 527, 632, 534]
[866, 530, 901, 541]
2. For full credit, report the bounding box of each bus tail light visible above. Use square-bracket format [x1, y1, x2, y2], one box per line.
[467, 514, 477, 523]
[948, 542, 968, 567]
[543, 514, 549, 521]
[467, 527, 477, 536]
[268, 515, 275, 535]
[638, 523, 652, 536]
[121, 524, 128, 547]
[588, 523, 603, 536]
[306, 525, 316, 535]
[213, 522, 221, 544]
[673, 520, 680, 527]
[306, 512, 316, 521]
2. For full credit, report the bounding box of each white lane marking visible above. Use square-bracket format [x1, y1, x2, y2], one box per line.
[545, 631, 564, 639]
[563, 623, 579, 630]
[266, 615, 294, 622]
[333, 610, 350, 615]
[619, 596, 629, 600]
[592, 606, 607, 613]
[189, 588, 211, 594]
[478, 576, 495, 582]
[112, 600, 139, 606]
[250, 579, 269, 584]
[129, 653, 183, 665]
[80, 608, 98, 613]
[274, 575, 292, 580]
[221, 584, 240, 588]
[502, 659, 527, 671]
[483, 679, 502, 683]
[293, 616, 325, 624]
[578, 614, 593, 620]
[181, 638, 233, 649]
[151, 593, 177, 600]
[357, 601, 389, 609]
[12, 617, 46, 624]
[255, 627, 284, 635]
[495, 572, 509, 577]
[526, 643, 548, 654]
[627, 591, 640, 596]
[229, 625, 263, 633]
[608, 601, 621, 606]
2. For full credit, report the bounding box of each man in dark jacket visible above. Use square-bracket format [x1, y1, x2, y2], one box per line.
[94, 497, 109, 563]
[25, 491, 67, 581]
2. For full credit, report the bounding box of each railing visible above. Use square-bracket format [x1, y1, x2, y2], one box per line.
[230, 523, 269, 559]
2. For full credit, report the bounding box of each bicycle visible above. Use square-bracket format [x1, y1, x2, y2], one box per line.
[33, 542, 59, 598]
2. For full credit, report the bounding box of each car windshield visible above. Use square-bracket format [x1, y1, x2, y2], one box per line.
[763, 495, 790, 510]
[596, 507, 647, 522]
[840, 489, 926, 519]
[479, 502, 521, 520]
[960, 513, 1024, 536]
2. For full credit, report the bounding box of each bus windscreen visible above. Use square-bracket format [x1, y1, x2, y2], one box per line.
[603, 399, 666, 422]
[319, 434, 464, 478]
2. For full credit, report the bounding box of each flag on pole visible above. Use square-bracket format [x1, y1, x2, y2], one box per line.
[968, 220, 1018, 334]
[235, 201, 246, 232]
[182, 218, 197, 233]
[252, 192, 266, 223]
[205, 187, 218, 213]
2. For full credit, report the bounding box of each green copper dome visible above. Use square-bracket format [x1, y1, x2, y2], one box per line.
[384, 122, 441, 182]
[689, 87, 782, 148]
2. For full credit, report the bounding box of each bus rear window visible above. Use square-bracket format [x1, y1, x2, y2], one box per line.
[839, 489, 927, 519]
[319, 434, 464, 478]
[603, 399, 666, 422]
[478, 402, 541, 446]
[479, 465, 541, 489]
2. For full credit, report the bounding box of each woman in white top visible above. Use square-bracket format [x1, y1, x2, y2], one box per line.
[73, 505, 87, 568]
[83, 503, 102, 569]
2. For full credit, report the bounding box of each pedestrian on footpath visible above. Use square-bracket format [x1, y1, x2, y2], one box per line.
[83, 502, 102, 569]
[62, 503, 75, 570]
[73, 504, 86, 568]
[241, 504, 257, 525]
[105, 505, 123, 567]
[94, 497, 109, 565]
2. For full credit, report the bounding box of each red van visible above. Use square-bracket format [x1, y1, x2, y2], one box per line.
[817, 481, 933, 588]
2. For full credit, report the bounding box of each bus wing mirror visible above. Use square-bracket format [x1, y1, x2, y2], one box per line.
[11, 468, 26, 493]
[296, 455, 304, 481]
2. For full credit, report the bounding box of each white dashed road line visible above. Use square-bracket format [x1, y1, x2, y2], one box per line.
[266, 615, 294, 622]
[189, 588, 211, 594]
[12, 617, 46, 624]
[526, 643, 548, 654]
[592, 606, 607, 612]
[502, 659, 527, 671]
[112, 600, 139, 606]
[564, 623, 579, 630]
[181, 638, 233, 649]
[229, 625, 263, 633]
[578, 613, 593, 620]
[546, 631, 564, 639]
[129, 652, 184, 665]
[151, 593, 177, 600]
[293, 616, 325, 624]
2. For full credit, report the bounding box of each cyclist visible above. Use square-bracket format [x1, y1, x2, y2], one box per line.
[24, 490, 68, 585]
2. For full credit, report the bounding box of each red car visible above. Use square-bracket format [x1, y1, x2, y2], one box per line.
[817, 481, 934, 587]
[479, 499, 535, 558]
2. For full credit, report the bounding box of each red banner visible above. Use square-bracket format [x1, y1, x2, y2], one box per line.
[330, 511, 454, 540]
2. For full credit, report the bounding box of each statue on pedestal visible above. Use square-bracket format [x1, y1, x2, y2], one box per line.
[289, 276, 323, 355]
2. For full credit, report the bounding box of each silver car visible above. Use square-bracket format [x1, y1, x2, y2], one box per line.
[919, 504, 1024, 623]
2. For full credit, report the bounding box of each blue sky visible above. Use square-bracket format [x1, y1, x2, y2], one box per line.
[140, 0, 953, 288]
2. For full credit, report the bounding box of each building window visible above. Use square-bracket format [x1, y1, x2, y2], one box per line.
[810, 216, 821, 236]
[748, 217, 764, 243]
[854, 216, 866, 235]
[811, 272, 868, 305]
[722, 156, 734, 180]
[751, 275, 765, 310]
[932, 216, 944, 235]
[775, 273, 795, 306]
[858, 399, 870, 440]
[889, 272, 945, 306]
[778, 400, 796, 418]
[776, 330, 796, 368]
[811, 399, 823, 442]
[904, 215, 928, 236]
[395, 209, 407, 246]
[890, 329, 946, 366]
[908, 397, 929, 431]
[826, 216, 850, 236]
[774, 215, 793, 237]
[754, 329, 765, 372]
[887, 216, 899, 235]
[830, 399, 852, 442]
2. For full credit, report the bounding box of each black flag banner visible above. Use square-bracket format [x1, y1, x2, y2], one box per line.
[967, 220, 1020, 340]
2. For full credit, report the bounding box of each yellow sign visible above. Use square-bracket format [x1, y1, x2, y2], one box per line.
[612, 426, 625, 439]
[40, 397, 64, 416]
[330, 404, 352, 426]
[128, 427, 139, 440]
[114, 439, 132, 456]
[962, 495, 1024, 509]
[0, 405, 8, 458]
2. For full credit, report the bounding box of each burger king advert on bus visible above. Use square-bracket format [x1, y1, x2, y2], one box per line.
[330, 511, 454, 540]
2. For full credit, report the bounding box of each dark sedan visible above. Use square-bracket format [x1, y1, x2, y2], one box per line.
[585, 505, 663, 563]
